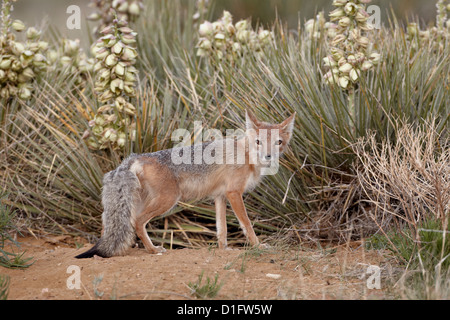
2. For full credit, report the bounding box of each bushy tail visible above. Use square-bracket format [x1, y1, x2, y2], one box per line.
[76, 168, 140, 259]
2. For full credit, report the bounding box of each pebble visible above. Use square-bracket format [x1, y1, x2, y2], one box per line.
[266, 273, 282, 280]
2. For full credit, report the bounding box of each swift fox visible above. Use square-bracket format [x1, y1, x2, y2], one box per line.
[76, 111, 296, 259]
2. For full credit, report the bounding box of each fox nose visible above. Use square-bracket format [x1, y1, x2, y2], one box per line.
[265, 155, 272, 161]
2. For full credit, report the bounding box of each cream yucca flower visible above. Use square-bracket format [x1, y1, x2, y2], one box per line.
[196, 11, 274, 62]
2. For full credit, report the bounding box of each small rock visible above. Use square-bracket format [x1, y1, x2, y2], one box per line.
[266, 273, 282, 280]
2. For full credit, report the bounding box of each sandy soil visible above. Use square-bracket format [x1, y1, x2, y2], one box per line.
[1, 236, 391, 300]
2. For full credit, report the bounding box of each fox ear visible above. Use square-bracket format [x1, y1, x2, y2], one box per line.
[246, 110, 260, 130]
[280, 112, 296, 134]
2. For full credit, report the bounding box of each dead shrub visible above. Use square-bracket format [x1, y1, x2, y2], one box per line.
[353, 120, 449, 236]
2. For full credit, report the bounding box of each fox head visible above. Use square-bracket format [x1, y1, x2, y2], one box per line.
[245, 110, 296, 167]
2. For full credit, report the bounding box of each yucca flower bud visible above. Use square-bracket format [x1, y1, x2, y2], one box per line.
[92, 125, 104, 136]
[361, 60, 373, 71]
[11, 19, 25, 32]
[231, 42, 241, 52]
[258, 30, 271, 42]
[105, 53, 118, 66]
[18, 85, 31, 100]
[329, 8, 345, 20]
[198, 39, 211, 50]
[110, 78, 124, 94]
[355, 9, 369, 23]
[0, 58, 12, 70]
[26, 27, 41, 40]
[87, 13, 101, 21]
[339, 17, 352, 28]
[116, 1, 129, 13]
[121, 47, 137, 61]
[63, 39, 80, 56]
[323, 56, 337, 67]
[324, 71, 336, 85]
[117, 132, 127, 148]
[112, 41, 125, 55]
[369, 52, 381, 65]
[128, 2, 141, 16]
[357, 36, 370, 47]
[95, 115, 106, 126]
[19, 67, 35, 81]
[344, 3, 358, 16]
[199, 21, 213, 37]
[349, 68, 360, 82]
[339, 62, 353, 74]
[11, 41, 24, 55]
[331, 34, 346, 46]
[338, 76, 349, 89]
[114, 63, 126, 76]
[332, 0, 348, 6]
[235, 20, 248, 31]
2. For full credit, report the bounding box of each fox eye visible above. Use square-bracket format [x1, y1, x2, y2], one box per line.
[275, 140, 283, 145]
[256, 139, 262, 145]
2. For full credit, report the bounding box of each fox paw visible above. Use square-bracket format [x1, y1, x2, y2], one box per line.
[148, 246, 166, 254]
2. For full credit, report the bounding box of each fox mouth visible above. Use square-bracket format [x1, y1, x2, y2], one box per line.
[259, 159, 275, 168]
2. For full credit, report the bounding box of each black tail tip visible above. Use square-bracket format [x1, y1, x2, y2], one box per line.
[75, 244, 105, 259]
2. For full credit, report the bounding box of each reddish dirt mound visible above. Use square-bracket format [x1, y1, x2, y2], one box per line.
[1, 236, 389, 300]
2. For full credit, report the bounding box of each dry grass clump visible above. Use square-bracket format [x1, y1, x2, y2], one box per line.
[354, 120, 449, 234]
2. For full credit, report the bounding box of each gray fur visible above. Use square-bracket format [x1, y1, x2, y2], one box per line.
[76, 166, 140, 258]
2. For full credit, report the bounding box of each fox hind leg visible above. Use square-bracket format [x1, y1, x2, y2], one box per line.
[135, 193, 179, 254]
[133, 160, 180, 254]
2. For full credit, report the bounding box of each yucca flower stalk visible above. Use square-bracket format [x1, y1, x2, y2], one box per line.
[88, 0, 144, 35]
[193, 0, 211, 25]
[85, 17, 138, 150]
[196, 10, 273, 63]
[304, 11, 338, 40]
[407, 1, 449, 52]
[0, 0, 48, 101]
[323, 0, 380, 131]
[435, 0, 449, 48]
[0, 0, 13, 37]
[46, 39, 94, 86]
[437, 0, 449, 33]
